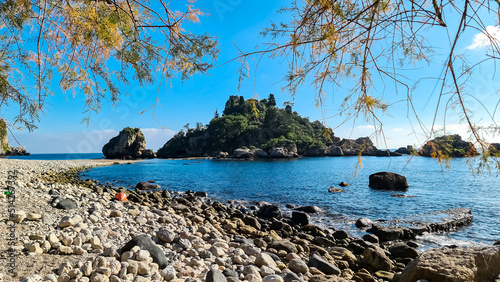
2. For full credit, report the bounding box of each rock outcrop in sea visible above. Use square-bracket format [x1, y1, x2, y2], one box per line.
[368, 172, 409, 191]
[419, 134, 478, 157]
[102, 127, 155, 159]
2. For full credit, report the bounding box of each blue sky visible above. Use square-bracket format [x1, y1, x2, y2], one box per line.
[3, 1, 500, 153]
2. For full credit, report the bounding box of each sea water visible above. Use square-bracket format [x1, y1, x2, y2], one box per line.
[80, 155, 500, 248]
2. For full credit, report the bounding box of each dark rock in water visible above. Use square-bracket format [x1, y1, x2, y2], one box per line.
[269, 141, 299, 158]
[394, 247, 500, 282]
[286, 204, 296, 209]
[121, 234, 168, 269]
[257, 205, 282, 219]
[102, 127, 154, 159]
[339, 182, 349, 187]
[356, 217, 373, 228]
[307, 253, 341, 275]
[291, 211, 310, 225]
[294, 205, 321, 213]
[283, 272, 305, 282]
[55, 198, 78, 210]
[389, 243, 419, 259]
[328, 187, 343, 193]
[494, 241, 500, 246]
[395, 145, 414, 155]
[205, 269, 227, 282]
[369, 171, 409, 191]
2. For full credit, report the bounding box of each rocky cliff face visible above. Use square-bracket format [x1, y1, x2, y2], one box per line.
[0, 119, 8, 155]
[419, 134, 478, 157]
[102, 127, 154, 159]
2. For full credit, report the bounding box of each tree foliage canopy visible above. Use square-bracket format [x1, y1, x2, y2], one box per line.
[0, 0, 218, 129]
[238, 0, 500, 166]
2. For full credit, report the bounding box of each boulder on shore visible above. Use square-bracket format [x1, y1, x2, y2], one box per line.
[369, 172, 409, 191]
[395, 246, 500, 282]
[102, 127, 154, 159]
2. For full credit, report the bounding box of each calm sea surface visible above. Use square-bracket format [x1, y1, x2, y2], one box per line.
[77, 155, 500, 248]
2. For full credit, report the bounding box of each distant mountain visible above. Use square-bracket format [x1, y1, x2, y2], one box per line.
[157, 95, 400, 159]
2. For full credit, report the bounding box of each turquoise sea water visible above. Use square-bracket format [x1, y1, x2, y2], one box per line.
[78, 155, 500, 247]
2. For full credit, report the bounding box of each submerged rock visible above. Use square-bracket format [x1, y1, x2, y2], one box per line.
[368, 172, 409, 191]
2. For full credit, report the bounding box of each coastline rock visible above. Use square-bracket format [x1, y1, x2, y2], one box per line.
[6, 146, 30, 156]
[395, 145, 414, 155]
[102, 127, 153, 159]
[269, 141, 298, 158]
[233, 148, 268, 159]
[395, 247, 500, 282]
[368, 172, 409, 191]
[294, 205, 321, 213]
[257, 205, 282, 219]
[121, 235, 168, 269]
[419, 134, 478, 157]
[291, 212, 310, 226]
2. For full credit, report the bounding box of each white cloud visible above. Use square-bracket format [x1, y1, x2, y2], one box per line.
[467, 26, 500, 50]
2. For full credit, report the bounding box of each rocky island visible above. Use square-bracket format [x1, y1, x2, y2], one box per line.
[157, 95, 401, 159]
[102, 127, 156, 159]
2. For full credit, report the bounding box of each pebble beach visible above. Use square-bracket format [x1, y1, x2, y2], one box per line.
[1, 159, 499, 282]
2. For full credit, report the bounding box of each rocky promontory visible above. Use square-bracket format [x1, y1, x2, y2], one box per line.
[157, 95, 402, 159]
[103, 127, 156, 159]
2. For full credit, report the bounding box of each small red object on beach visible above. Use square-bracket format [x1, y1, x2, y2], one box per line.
[116, 192, 127, 201]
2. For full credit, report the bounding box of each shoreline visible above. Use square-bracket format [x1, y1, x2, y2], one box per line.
[0, 159, 498, 281]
